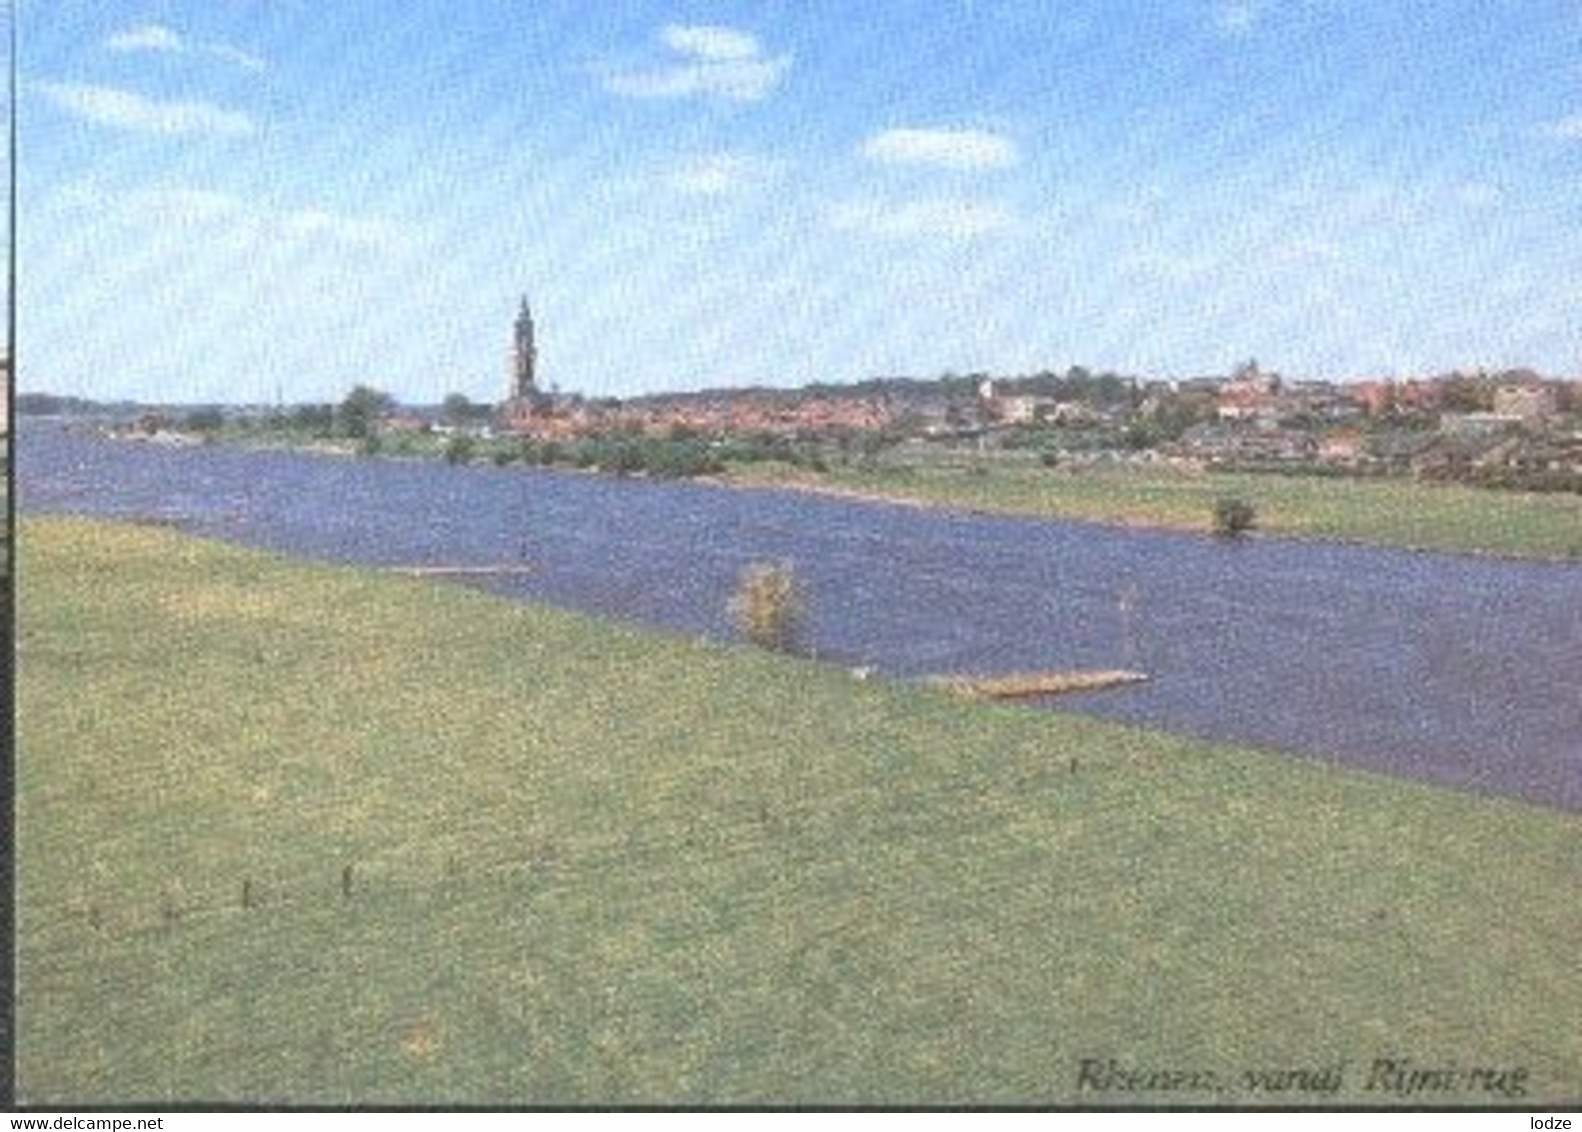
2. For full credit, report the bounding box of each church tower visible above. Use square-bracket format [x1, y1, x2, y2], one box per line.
[511, 296, 537, 400]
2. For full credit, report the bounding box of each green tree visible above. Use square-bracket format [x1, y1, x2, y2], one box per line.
[182, 406, 225, 433]
[337, 385, 395, 439]
[443, 434, 477, 465]
[1213, 497, 1257, 538]
[289, 403, 336, 434]
[442, 392, 487, 428]
[1438, 371, 1496, 413]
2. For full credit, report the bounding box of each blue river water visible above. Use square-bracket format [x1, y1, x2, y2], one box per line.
[17, 423, 1582, 812]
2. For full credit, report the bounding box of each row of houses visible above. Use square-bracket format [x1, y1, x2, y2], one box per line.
[1171, 421, 1582, 479]
[978, 370, 1568, 432]
[1218, 370, 1563, 428]
[500, 391, 896, 440]
[485, 360, 1576, 464]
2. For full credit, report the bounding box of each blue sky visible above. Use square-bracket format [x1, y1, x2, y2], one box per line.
[18, 1, 1582, 404]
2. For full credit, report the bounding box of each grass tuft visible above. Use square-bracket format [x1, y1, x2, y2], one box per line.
[727, 561, 805, 654]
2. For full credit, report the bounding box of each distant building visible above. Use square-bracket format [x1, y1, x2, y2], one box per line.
[1492, 383, 1557, 425]
[1215, 361, 1285, 424]
[1217, 382, 1280, 423]
[380, 412, 430, 435]
[512, 295, 537, 398]
[992, 394, 1041, 425]
[1441, 411, 1525, 437]
[500, 295, 546, 433]
[1316, 429, 1365, 465]
[510, 296, 537, 400]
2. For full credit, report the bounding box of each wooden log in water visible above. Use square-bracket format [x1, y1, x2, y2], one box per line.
[385, 565, 535, 577]
[927, 669, 1149, 700]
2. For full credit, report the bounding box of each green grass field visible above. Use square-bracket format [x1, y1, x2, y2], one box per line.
[17, 516, 1581, 1105]
[730, 451, 1582, 560]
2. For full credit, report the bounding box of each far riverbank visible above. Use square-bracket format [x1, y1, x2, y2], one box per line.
[74, 419, 1582, 561]
[716, 456, 1582, 562]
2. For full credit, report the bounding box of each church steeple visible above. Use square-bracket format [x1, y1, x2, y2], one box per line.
[511, 296, 537, 400]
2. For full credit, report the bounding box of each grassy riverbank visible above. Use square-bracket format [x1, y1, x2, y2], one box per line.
[725, 451, 1582, 560]
[209, 423, 1582, 559]
[17, 516, 1581, 1104]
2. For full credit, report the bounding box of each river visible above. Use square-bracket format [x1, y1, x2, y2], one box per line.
[17, 422, 1582, 812]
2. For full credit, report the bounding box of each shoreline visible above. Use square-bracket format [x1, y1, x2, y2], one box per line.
[708, 468, 1582, 566]
[712, 469, 1209, 531]
[77, 423, 1582, 565]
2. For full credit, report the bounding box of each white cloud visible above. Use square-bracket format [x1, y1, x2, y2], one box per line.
[660, 25, 761, 62]
[60, 180, 402, 250]
[128, 187, 248, 226]
[1542, 114, 1582, 140]
[1450, 181, 1502, 207]
[604, 60, 787, 101]
[1267, 239, 1346, 265]
[831, 199, 1015, 239]
[204, 43, 267, 73]
[106, 24, 184, 54]
[283, 208, 403, 250]
[66, 184, 405, 252]
[666, 153, 778, 196]
[861, 128, 1018, 170]
[35, 81, 256, 136]
[604, 24, 789, 102]
[1213, 0, 1268, 33]
[1118, 250, 1220, 281]
[105, 22, 265, 72]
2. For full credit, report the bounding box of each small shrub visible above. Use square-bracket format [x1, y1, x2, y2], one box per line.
[444, 434, 477, 465]
[649, 439, 724, 478]
[728, 562, 805, 653]
[183, 407, 225, 433]
[1213, 496, 1257, 538]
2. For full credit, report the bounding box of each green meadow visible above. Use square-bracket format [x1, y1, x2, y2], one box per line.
[732, 451, 1582, 560]
[16, 516, 1581, 1105]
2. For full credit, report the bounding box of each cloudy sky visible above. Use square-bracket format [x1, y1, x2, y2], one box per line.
[18, 1, 1582, 404]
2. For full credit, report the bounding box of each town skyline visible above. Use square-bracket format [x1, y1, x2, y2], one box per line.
[18, 2, 1582, 404]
